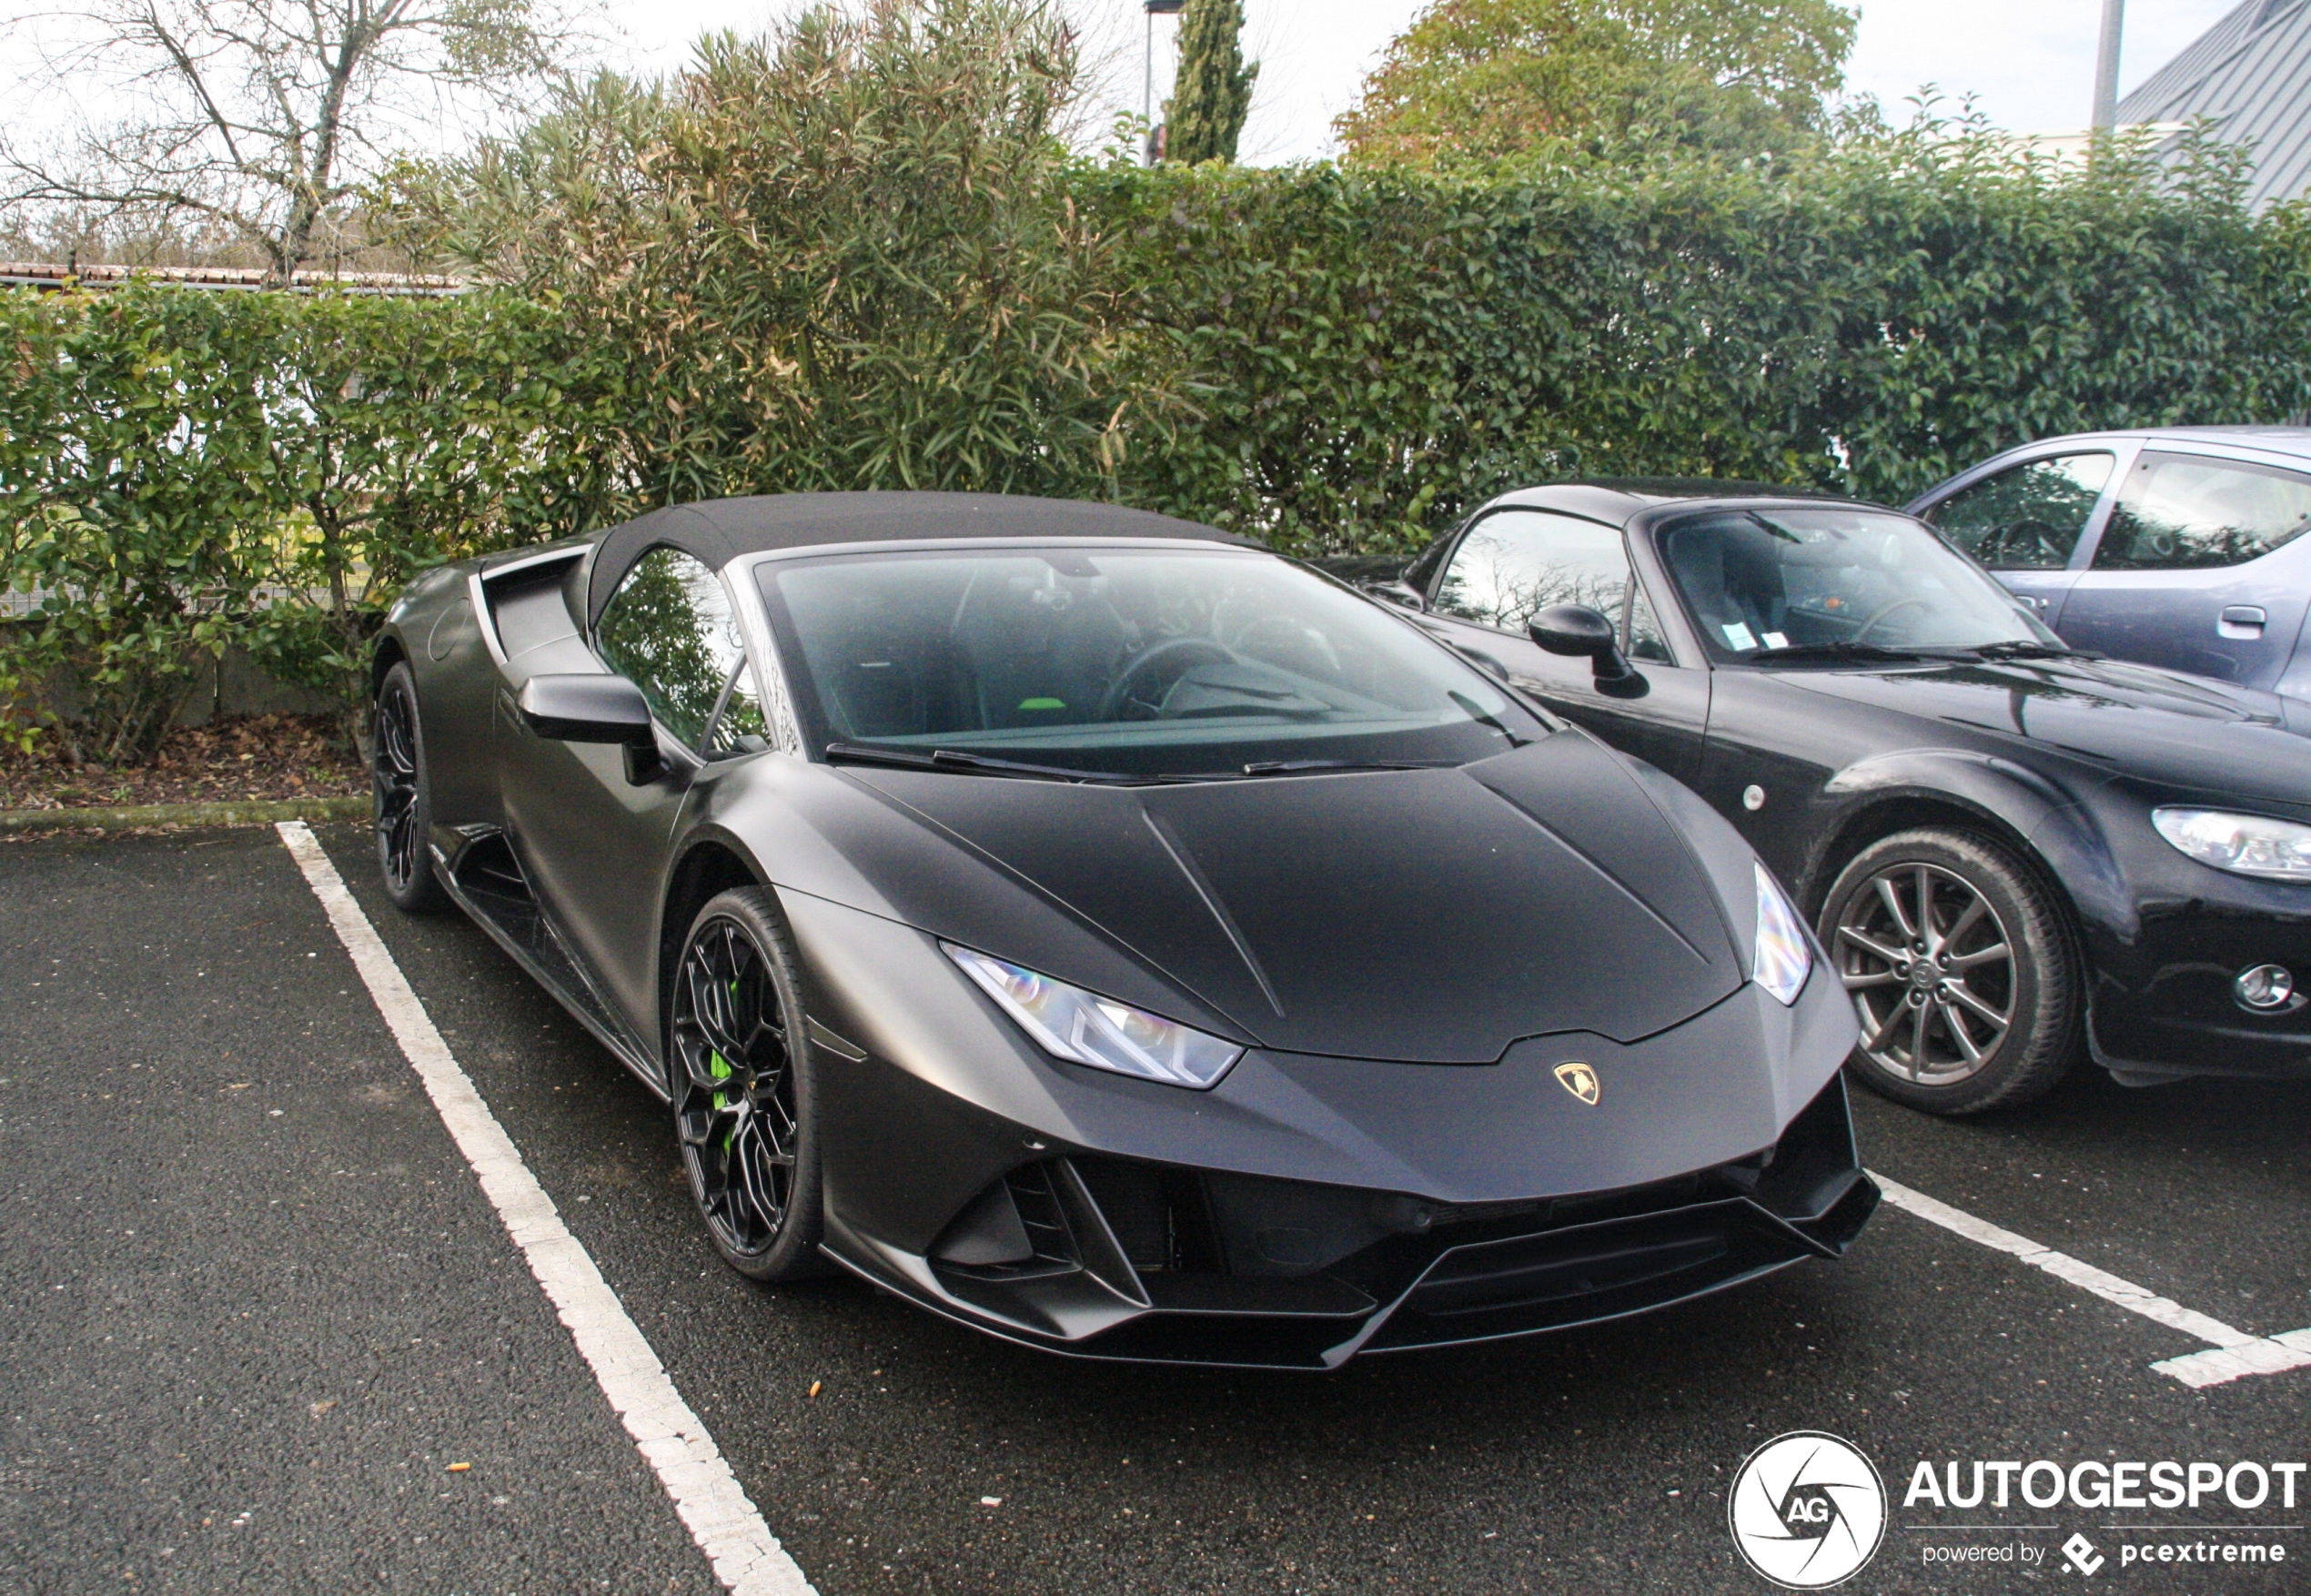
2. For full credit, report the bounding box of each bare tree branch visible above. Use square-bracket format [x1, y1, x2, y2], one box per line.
[2, 0, 595, 281]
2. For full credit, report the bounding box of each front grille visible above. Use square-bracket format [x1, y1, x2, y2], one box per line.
[918, 1074, 1873, 1362]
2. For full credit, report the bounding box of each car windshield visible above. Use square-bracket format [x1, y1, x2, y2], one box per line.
[757, 545, 1544, 778]
[1656, 507, 2059, 662]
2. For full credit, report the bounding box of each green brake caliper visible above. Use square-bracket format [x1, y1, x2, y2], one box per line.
[711, 978, 740, 1148]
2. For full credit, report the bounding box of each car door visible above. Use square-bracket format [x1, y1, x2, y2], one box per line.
[1418, 508, 1710, 782]
[2057, 449, 2311, 689]
[500, 546, 767, 1043]
[1913, 448, 2124, 627]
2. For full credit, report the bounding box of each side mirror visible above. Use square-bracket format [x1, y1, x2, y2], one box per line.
[517, 674, 667, 783]
[1365, 579, 1428, 613]
[1528, 604, 1642, 694]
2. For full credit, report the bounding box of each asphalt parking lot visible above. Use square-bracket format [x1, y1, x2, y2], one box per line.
[5, 823, 2308, 1594]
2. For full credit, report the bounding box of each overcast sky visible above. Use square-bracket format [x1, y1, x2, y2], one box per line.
[608, 0, 2244, 163]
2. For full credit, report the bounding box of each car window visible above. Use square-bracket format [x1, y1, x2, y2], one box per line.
[1435, 510, 1640, 637]
[1658, 507, 2051, 659]
[1628, 584, 1671, 662]
[758, 546, 1545, 778]
[595, 547, 765, 754]
[2093, 451, 2311, 571]
[1924, 452, 2113, 569]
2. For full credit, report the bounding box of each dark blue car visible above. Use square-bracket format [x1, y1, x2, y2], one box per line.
[1907, 428, 2311, 693]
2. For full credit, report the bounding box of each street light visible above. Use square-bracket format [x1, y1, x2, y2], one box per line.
[2092, 0, 2124, 130]
[1145, 0, 1183, 166]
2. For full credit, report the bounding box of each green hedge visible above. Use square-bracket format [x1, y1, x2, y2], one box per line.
[7, 143, 2310, 753]
[1094, 149, 2311, 552]
[0, 287, 620, 760]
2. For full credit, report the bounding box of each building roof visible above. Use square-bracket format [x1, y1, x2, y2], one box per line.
[2118, 0, 2311, 208]
[0, 261, 461, 296]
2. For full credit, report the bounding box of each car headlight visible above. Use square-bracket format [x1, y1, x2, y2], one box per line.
[942, 944, 1244, 1088]
[1753, 864, 1812, 1005]
[2153, 807, 2311, 880]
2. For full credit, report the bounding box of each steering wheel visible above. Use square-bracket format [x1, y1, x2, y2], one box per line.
[1853, 597, 1933, 643]
[2003, 518, 2072, 567]
[1229, 612, 1342, 679]
[1099, 638, 1236, 722]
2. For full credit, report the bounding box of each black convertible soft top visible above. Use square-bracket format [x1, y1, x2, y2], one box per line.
[586, 491, 1245, 628]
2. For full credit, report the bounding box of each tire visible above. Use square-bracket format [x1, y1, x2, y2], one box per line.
[669, 887, 828, 1281]
[372, 662, 451, 914]
[1817, 828, 2080, 1116]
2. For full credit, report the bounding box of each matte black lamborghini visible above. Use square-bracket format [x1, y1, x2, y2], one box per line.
[370, 492, 1875, 1367]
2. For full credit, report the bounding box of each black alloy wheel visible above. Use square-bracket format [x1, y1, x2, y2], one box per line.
[1819, 828, 2079, 1116]
[373, 662, 449, 913]
[670, 887, 825, 1281]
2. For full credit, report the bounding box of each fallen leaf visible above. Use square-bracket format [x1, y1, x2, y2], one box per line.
[307, 1400, 336, 1418]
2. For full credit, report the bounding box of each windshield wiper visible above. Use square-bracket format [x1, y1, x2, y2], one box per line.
[825, 742, 1166, 784]
[1239, 758, 1457, 776]
[1966, 640, 2103, 662]
[1742, 641, 1941, 664]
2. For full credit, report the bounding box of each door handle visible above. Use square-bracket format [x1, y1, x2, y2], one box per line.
[2219, 604, 2267, 639]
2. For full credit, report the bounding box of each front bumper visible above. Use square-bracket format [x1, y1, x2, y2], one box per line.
[821, 1075, 1876, 1369]
[2085, 888, 2311, 1083]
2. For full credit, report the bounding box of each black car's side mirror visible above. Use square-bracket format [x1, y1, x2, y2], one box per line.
[517, 674, 668, 783]
[1365, 579, 1428, 613]
[1529, 604, 1644, 697]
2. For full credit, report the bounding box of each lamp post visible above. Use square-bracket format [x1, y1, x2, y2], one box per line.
[1145, 0, 1183, 165]
[2092, 0, 2125, 130]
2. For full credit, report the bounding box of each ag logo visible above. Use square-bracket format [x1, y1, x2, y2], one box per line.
[1727, 1431, 1886, 1589]
[1553, 1060, 1600, 1106]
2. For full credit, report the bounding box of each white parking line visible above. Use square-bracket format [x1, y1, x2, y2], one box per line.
[1870, 1171, 2311, 1389]
[277, 823, 815, 1596]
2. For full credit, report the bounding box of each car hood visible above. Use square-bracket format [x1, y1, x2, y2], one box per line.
[1779, 657, 2311, 806]
[845, 731, 1745, 1063]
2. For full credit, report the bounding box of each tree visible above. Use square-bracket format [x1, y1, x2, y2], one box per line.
[0, 0, 585, 283]
[1334, 0, 1855, 170]
[1165, 0, 1257, 165]
[401, 0, 1163, 503]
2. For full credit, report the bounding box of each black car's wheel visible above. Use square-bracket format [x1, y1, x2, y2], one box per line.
[670, 887, 825, 1281]
[372, 662, 449, 914]
[1820, 828, 2079, 1115]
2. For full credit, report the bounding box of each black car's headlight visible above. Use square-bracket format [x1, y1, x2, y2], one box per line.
[943, 944, 1244, 1088]
[1753, 864, 1812, 1005]
[2154, 807, 2311, 881]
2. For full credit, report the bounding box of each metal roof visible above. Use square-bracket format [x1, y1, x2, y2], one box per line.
[0, 260, 462, 296]
[2118, 0, 2311, 208]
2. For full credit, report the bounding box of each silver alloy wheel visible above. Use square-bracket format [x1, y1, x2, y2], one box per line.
[1832, 862, 2018, 1086]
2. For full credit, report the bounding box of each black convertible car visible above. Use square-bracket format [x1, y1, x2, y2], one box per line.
[370, 492, 1873, 1367]
[1376, 482, 2311, 1115]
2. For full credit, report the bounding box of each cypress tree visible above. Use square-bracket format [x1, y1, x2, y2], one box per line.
[1165, 0, 1257, 164]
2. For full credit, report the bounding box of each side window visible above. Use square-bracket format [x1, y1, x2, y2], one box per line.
[1924, 453, 2113, 570]
[1434, 510, 1635, 634]
[2094, 451, 2311, 571]
[595, 548, 766, 754]
[1627, 584, 1671, 663]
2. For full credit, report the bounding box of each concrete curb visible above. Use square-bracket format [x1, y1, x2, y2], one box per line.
[0, 795, 369, 833]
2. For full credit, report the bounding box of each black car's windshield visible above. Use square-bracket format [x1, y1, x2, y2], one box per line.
[758, 546, 1544, 778]
[1657, 508, 2061, 663]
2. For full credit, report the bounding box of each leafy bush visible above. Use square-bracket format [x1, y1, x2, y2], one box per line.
[0, 285, 613, 761]
[6, 67, 2311, 755]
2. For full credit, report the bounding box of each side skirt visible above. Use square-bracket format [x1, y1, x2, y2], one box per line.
[429, 826, 671, 1101]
